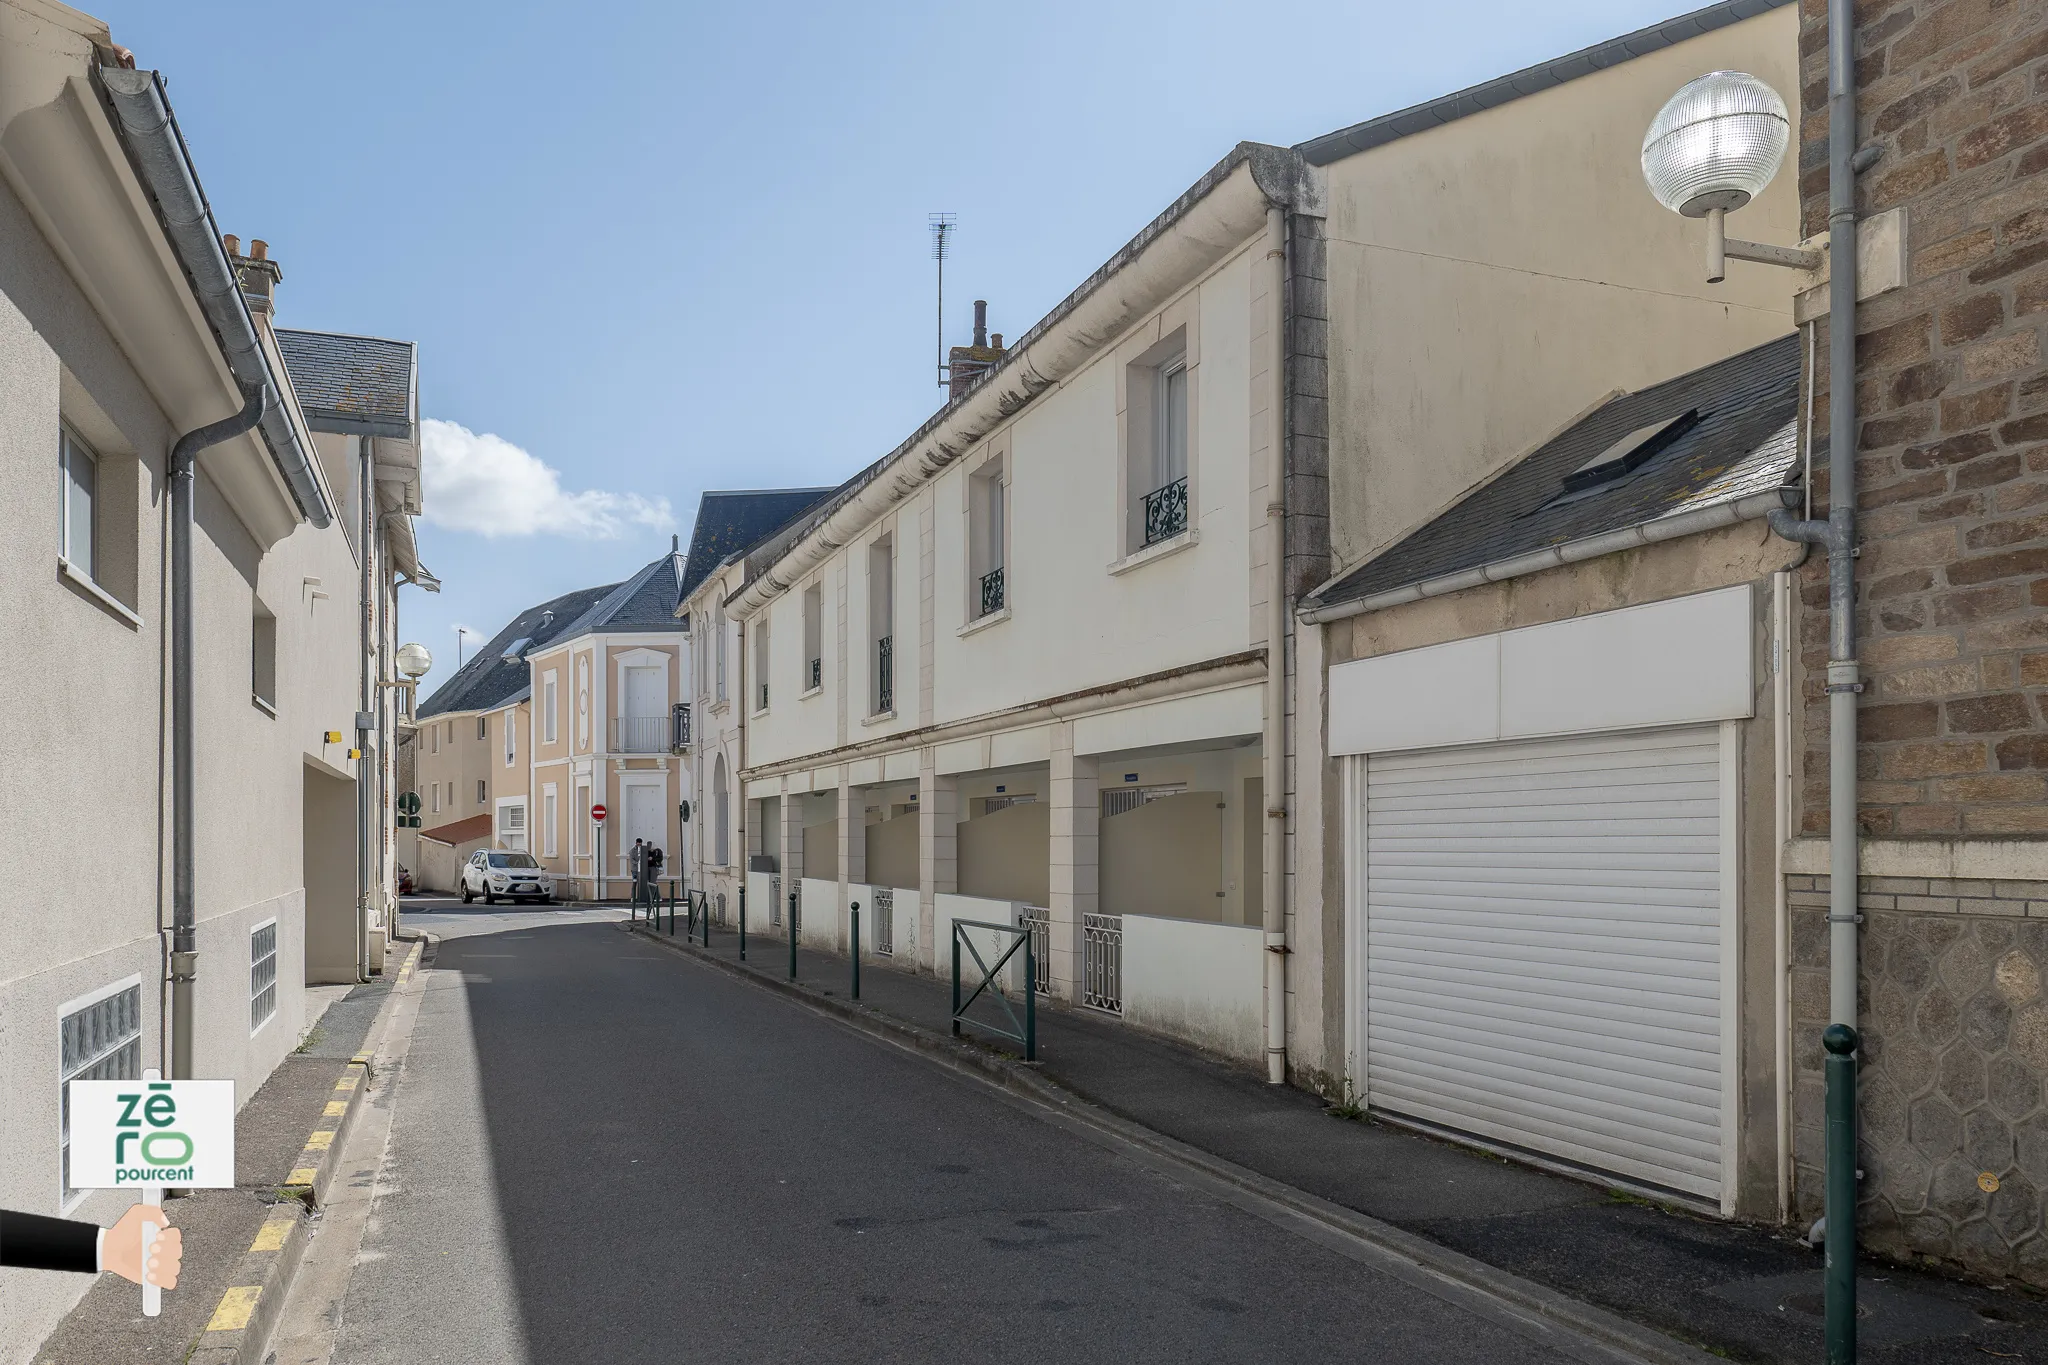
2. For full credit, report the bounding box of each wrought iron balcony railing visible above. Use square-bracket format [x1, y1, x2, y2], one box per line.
[756, 682, 769, 712]
[670, 701, 691, 751]
[876, 635, 894, 713]
[978, 565, 1005, 619]
[807, 656, 821, 691]
[1142, 475, 1188, 546]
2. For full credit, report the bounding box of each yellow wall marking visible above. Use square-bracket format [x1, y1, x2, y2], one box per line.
[250, 1219, 294, 1253]
[324, 1100, 348, 1117]
[206, 1286, 262, 1331]
[286, 1167, 318, 1186]
[334, 1078, 357, 1091]
[305, 1130, 334, 1150]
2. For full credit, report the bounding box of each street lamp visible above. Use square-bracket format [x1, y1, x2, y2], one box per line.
[1642, 71, 1817, 282]
[396, 641, 433, 680]
[1647, 50, 1864, 1365]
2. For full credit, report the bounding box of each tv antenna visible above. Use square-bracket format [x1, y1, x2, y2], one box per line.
[929, 212, 956, 388]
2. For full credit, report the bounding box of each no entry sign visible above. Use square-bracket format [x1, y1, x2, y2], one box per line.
[591, 803, 608, 823]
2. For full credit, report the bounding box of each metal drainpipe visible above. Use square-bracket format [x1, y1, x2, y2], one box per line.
[357, 436, 376, 980]
[1261, 204, 1289, 1085]
[170, 381, 270, 1080]
[1768, 0, 1861, 1041]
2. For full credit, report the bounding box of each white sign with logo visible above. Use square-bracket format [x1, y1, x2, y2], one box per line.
[69, 1078, 235, 1189]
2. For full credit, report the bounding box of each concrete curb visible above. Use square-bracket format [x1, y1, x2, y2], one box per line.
[629, 923, 1720, 1365]
[187, 936, 424, 1365]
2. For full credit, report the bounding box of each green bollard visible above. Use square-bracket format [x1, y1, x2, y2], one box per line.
[701, 891, 710, 947]
[789, 892, 798, 981]
[1024, 935, 1036, 1062]
[851, 905, 861, 1001]
[1824, 1023, 1858, 1365]
[739, 886, 747, 961]
[950, 932, 961, 1038]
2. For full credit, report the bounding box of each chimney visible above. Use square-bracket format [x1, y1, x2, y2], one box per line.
[946, 300, 1007, 402]
[226, 235, 282, 317]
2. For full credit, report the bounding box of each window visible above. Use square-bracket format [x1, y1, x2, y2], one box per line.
[488, 851, 538, 868]
[250, 920, 278, 1033]
[1123, 327, 1195, 554]
[432, 785, 441, 814]
[754, 618, 770, 712]
[252, 596, 277, 711]
[576, 655, 591, 747]
[802, 584, 823, 694]
[60, 427, 97, 580]
[576, 782, 592, 855]
[477, 715, 488, 741]
[477, 779, 488, 805]
[969, 457, 1006, 619]
[430, 726, 439, 755]
[869, 536, 894, 714]
[499, 803, 526, 852]
[60, 979, 142, 1207]
[714, 604, 728, 702]
[543, 785, 558, 858]
[543, 672, 558, 745]
[504, 708, 516, 766]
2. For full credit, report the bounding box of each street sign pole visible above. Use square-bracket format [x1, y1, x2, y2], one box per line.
[591, 803, 608, 902]
[139, 1068, 161, 1317]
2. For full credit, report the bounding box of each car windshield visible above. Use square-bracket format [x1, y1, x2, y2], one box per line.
[488, 853, 540, 869]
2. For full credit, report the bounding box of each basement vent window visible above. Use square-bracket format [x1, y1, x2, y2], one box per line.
[1544, 409, 1701, 509]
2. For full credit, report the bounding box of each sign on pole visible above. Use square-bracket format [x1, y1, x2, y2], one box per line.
[69, 1070, 234, 1317]
[591, 803, 608, 823]
[397, 791, 421, 815]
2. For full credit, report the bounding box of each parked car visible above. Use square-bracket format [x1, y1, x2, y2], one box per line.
[461, 850, 554, 905]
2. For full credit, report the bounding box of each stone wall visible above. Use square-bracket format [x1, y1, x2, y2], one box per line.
[1792, 0, 2048, 837]
[1791, 873, 2048, 1283]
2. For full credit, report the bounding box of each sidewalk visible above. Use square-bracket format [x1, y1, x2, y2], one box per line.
[631, 912, 2048, 1364]
[32, 954, 398, 1365]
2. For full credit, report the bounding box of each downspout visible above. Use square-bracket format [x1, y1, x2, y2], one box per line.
[357, 437, 376, 980]
[1767, 0, 1860, 1042]
[1261, 204, 1289, 1085]
[170, 382, 269, 1079]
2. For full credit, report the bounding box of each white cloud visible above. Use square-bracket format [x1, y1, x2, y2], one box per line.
[420, 418, 673, 540]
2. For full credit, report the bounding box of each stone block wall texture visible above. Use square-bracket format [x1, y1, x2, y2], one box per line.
[1793, 0, 2048, 837]
[1791, 876, 2048, 1283]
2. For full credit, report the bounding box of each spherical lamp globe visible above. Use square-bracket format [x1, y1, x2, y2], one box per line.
[1642, 71, 1790, 217]
[396, 641, 433, 680]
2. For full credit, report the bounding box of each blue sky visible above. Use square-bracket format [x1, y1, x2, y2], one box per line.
[95, 0, 1704, 699]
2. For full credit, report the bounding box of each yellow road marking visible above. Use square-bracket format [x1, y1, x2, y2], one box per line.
[324, 1100, 348, 1116]
[334, 1078, 357, 1091]
[304, 1130, 334, 1150]
[250, 1219, 293, 1253]
[206, 1286, 262, 1331]
[352, 1053, 373, 1066]
[286, 1167, 318, 1186]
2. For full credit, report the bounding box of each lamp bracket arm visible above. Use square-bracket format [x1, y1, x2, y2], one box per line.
[1725, 237, 1825, 271]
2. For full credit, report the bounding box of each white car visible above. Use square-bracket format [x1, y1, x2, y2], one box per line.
[461, 851, 554, 905]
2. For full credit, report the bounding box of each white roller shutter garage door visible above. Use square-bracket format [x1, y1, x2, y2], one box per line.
[1362, 725, 1728, 1201]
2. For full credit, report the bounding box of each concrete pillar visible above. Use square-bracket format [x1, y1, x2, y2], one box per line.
[918, 750, 956, 973]
[838, 772, 864, 953]
[1047, 723, 1098, 1004]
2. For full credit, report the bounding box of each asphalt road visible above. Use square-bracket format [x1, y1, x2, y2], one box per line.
[325, 902, 1607, 1364]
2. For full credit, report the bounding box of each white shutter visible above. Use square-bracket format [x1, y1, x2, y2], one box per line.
[1363, 726, 1725, 1200]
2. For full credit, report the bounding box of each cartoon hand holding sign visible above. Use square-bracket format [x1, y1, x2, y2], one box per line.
[64, 1068, 233, 1315]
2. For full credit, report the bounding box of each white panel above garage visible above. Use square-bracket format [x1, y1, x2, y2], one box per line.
[1073, 684, 1263, 757]
[1329, 586, 1753, 757]
[1499, 585, 1753, 740]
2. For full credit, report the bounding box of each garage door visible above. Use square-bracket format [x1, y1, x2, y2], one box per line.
[1362, 725, 1727, 1201]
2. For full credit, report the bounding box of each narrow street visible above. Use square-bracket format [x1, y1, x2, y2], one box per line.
[292, 902, 1616, 1365]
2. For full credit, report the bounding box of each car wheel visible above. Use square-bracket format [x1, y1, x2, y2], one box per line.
[484, 892, 497, 905]
[540, 895, 554, 905]
[461, 884, 473, 904]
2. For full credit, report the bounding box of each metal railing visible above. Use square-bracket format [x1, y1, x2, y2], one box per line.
[876, 636, 893, 713]
[951, 919, 1036, 1061]
[873, 887, 894, 955]
[671, 702, 691, 751]
[757, 682, 769, 711]
[979, 565, 1004, 618]
[1083, 912, 1123, 1014]
[611, 715, 670, 753]
[1142, 475, 1189, 546]
[1018, 905, 1050, 995]
[807, 656, 821, 691]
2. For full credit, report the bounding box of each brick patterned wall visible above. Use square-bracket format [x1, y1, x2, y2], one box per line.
[1791, 875, 2048, 1283]
[1794, 0, 2048, 836]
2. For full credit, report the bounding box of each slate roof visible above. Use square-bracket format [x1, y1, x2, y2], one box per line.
[418, 582, 618, 719]
[275, 329, 417, 437]
[678, 488, 838, 604]
[1297, 0, 1792, 165]
[1307, 333, 1802, 611]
